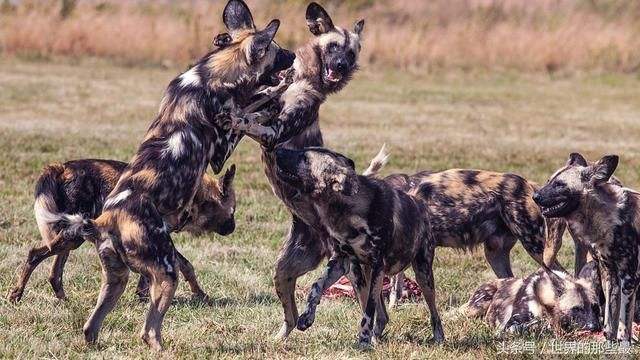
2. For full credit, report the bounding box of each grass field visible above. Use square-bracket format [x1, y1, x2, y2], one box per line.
[1, 58, 639, 358]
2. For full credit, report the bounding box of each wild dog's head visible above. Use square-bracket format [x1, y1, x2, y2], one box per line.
[533, 153, 619, 218]
[273, 147, 358, 198]
[182, 165, 237, 236]
[541, 268, 601, 333]
[207, 0, 295, 90]
[304, 2, 365, 92]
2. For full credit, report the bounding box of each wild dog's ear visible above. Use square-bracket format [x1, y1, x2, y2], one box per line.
[223, 0, 255, 33]
[544, 267, 568, 294]
[252, 19, 280, 53]
[213, 33, 233, 48]
[353, 19, 365, 36]
[591, 155, 618, 184]
[566, 152, 588, 167]
[222, 164, 236, 193]
[306, 2, 335, 35]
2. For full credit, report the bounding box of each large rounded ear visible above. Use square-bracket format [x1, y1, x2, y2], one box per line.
[223, 0, 255, 33]
[591, 155, 618, 184]
[306, 2, 335, 36]
[252, 19, 280, 53]
[354, 19, 365, 36]
[222, 164, 236, 192]
[566, 152, 588, 167]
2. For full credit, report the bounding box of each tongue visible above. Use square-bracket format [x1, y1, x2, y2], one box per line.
[327, 69, 340, 82]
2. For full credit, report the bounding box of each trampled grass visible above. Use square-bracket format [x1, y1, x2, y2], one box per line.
[1, 58, 639, 358]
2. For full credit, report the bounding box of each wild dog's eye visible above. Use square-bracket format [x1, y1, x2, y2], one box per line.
[256, 48, 267, 59]
[347, 50, 355, 64]
[328, 42, 339, 52]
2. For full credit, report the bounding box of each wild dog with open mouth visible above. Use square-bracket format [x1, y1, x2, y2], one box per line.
[8, 159, 236, 303]
[534, 153, 640, 343]
[228, 2, 366, 339]
[464, 267, 601, 333]
[380, 168, 568, 307]
[272, 146, 444, 346]
[59, 1, 295, 350]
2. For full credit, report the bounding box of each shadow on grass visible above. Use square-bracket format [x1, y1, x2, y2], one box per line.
[170, 291, 278, 308]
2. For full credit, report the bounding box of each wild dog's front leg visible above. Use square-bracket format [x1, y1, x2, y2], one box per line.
[616, 278, 638, 344]
[297, 254, 350, 331]
[358, 259, 384, 347]
[602, 265, 621, 340]
[388, 272, 405, 308]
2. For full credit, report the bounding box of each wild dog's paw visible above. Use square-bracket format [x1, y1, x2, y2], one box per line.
[356, 336, 373, 350]
[296, 310, 316, 331]
[8, 288, 23, 303]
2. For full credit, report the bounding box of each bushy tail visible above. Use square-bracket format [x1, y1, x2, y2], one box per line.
[33, 163, 92, 245]
[362, 144, 390, 177]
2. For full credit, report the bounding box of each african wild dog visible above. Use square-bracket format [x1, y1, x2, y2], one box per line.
[272, 146, 444, 346]
[59, 1, 295, 350]
[379, 168, 567, 307]
[8, 159, 236, 304]
[464, 267, 601, 333]
[535, 153, 640, 343]
[228, 2, 366, 339]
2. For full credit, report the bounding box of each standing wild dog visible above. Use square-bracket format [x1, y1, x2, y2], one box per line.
[381, 168, 567, 307]
[464, 267, 601, 333]
[534, 153, 640, 343]
[9, 159, 236, 303]
[272, 146, 444, 346]
[229, 2, 366, 339]
[61, 1, 295, 350]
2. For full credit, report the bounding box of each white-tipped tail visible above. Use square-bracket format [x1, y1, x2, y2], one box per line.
[362, 144, 390, 177]
[34, 194, 87, 243]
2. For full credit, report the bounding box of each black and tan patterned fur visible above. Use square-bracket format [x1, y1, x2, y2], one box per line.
[535, 153, 640, 343]
[9, 159, 236, 304]
[229, 2, 366, 339]
[465, 267, 601, 333]
[272, 146, 444, 347]
[58, 1, 294, 350]
[380, 168, 567, 307]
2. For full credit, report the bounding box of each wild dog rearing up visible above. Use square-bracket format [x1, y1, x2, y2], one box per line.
[229, 2, 366, 339]
[465, 267, 601, 333]
[534, 153, 640, 343]
[273, 147, 444, 346]
[9, 159, 236, 303]
[65, 1, 295, 350]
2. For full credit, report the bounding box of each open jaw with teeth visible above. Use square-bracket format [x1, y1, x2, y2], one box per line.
[324, 65, 342, 82]
[541, 200, 573, 217]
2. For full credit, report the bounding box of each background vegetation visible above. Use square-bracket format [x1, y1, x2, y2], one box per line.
[1, 0, 639, 73]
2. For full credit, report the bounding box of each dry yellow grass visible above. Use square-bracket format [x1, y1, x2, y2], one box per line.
[1, 0, 639, 72]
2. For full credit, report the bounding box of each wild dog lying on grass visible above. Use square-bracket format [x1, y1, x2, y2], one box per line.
[272, 146, 444, 346]
[535, 153, 640, 343]
[8, 159, 236, 303]
[57, 1, 294, 350]
[464, 266, 601, 333]
[229, 2, 366, 339]
[381, 168, 567, 307]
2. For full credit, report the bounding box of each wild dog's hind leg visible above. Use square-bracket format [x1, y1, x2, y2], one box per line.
[48, 237, 84, 300]
[274, 217, 327, 339]
[484, 232, 516, 278]
[83, 236, 130, 345]
[297, 254, 349, 331]
[9, 232, 78, 302]
[412, 240, 445, 344]
[139, 258, 178, 351]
